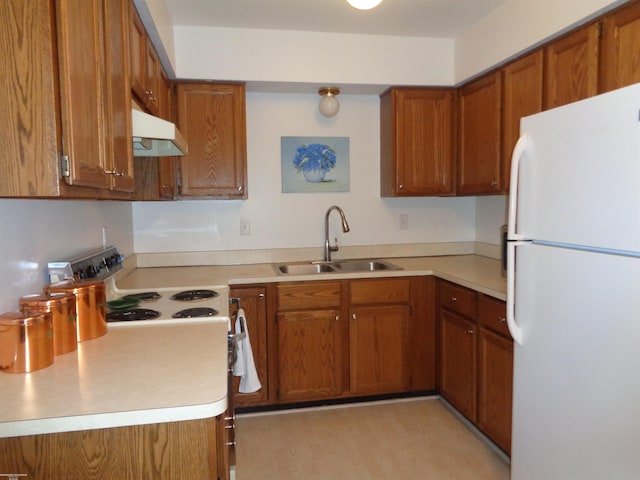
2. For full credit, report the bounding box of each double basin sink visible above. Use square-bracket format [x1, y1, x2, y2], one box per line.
[274, 259, 402, 275]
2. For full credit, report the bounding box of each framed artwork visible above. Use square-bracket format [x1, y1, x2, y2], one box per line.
[281, 136, 350, 193]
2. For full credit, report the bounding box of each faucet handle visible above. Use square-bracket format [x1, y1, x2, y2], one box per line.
[329, 237, 339, 253]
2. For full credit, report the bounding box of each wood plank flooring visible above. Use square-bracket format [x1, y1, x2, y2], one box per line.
[235, 398, 510, 479]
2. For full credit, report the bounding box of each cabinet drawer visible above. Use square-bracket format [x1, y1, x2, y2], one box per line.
[277, 282, 341, 310]
[478, 294, 510, 338]
[350, 278, 411, 305]
[438, 281, 477, 318]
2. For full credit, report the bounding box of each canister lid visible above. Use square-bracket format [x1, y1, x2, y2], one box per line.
[19, 292, 75, 309]
[47, 279, 105, 294]
[0, 310, 50, 327]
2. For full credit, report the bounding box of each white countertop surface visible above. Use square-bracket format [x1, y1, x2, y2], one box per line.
[0, 253, 504, 439]
[0, 319, 228, 438]
[117, 254, 507, 301]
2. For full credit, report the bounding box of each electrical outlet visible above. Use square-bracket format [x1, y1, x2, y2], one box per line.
[399, 213, 409, 230]
[240, 218, 251, 235]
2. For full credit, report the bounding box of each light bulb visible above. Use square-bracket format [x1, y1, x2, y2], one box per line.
[346, 0, 383, 10]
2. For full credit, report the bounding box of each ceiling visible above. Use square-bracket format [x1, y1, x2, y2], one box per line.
[163, 0, 508, 38]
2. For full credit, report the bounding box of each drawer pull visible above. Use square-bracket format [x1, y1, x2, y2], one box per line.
[351, 314, 356, 321]
[336, 315, 341, 321]
[450, 296, 457, 302]
[498, 317, 507, 323]
[467, 329, 474, 335]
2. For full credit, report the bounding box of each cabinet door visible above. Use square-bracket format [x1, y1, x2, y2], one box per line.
[0, 0, 59, 197]
[599, 1, 640, 92]
[544, 24, 599, 109]
[56, 0, 110, 189]
[103, 0, 134, 192]
[477, 327, 513, 454]
[439, 309, 477, 421]
[457, 72, 502, 195]
[177, 83, 247, 199]
[350, 305, 409, 395]
[144, 42, 161, 116]
[230, 287, 268, 407]
[501, 50, 543, 192]
[158, 74, 177, 200]
[276, 309, 342, 402]
[380, 89, 455, 196]
[129, 6, 147, 106]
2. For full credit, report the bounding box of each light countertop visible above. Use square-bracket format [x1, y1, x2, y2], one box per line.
[0, 319, 228, 438]
[0, 253, 504, 439]
[117, 254, 507, 301]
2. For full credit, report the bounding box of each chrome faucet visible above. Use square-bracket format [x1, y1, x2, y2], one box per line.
[324, 205, 350, 262]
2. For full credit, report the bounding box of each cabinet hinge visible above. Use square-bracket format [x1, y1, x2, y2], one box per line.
[60, 154, 70, 178]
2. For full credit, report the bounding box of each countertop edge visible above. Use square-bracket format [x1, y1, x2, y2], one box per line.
[0, 398, 227, 438]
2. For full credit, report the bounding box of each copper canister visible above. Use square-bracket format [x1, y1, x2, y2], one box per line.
[0, 311, 54, 373]
[47, 279, 107, 341]
[20, 292, 77, 355]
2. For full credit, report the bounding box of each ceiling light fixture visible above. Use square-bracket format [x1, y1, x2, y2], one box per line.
[346, 0, 383, 10]
[318, 87, 340, 117]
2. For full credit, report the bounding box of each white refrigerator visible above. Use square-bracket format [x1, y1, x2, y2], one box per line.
[507, 82, 640, 479]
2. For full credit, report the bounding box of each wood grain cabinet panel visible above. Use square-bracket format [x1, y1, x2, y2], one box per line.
[350, 304, 409, 394]
[477, 326, 513, 454]
[0, 417, 223, 480]
[457, 72, 502, 195]
[501, 50, 543, 192]
[176, 83, 248, 199]
[544, 23, 599, 109]
[380, 88, 455, 196]
[439, 309, 477, 421]
[599, 0, 640, 92]
[230, 286, 269, 407]
[276, 308, 343, 402]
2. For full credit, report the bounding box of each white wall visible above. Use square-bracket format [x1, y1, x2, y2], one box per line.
[173, 27, 454, 89]
[454, 0, 624, 82]
[133, 92, 476, 253]
[476, 196, 508, 245]
[0, 200, 133, 313]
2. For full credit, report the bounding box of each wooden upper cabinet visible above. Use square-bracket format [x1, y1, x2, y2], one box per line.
[103, 0, 134, 192]
[599, 0, 640, 92]
[544, 23, 599, 109]
[129, 6, 160, 115]
[380, 88, 455, 196]
[457, 71, 502, 195]
[56, 0, 110, 189]
[501, 50, 543, 193]
[176, 83, 248, 199]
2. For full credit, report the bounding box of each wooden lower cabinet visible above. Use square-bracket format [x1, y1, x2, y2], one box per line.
[439, 309, 477, 421]
[477, 327, 513, 454]
[350, 304, 409, 395]
[277, 308, 343, 402]
[438, 279, 513, 453]
[0, 416, 227, 480]
[230, 285, 269, 407]
[273, 277, 433, 404]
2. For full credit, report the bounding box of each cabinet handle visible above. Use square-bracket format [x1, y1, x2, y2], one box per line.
[491, 180, 498, 187]
[237, 185, 243, 192]
[258, 293, 265, 299]
[498, 316, 507, 323]
[104, 170, 125, 176]
[467, 329, 474, 335]
[351, 314, 356, 321]
[399, 184, 405, 190]
[450, 296, 457, 302]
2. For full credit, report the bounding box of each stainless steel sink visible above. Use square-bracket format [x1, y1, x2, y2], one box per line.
[275, 263, 337, 275]
[333, 259, 402, 272]
[274, 259, 402, 275]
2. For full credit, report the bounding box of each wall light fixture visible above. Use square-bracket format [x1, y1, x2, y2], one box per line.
[318, 87, 340, 117]
[346, 0, 383, 10]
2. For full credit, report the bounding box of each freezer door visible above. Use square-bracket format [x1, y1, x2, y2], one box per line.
[511, 243, 640, 479]
[512, 83, 640, 253]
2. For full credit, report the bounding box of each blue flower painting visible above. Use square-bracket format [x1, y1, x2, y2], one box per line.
[282, 137, 349, 193]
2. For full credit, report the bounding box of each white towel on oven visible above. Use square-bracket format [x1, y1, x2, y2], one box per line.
[233, 308, 262, 393]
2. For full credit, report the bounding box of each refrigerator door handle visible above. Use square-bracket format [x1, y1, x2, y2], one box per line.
[508, 133, 529, 241]
[507, 239, 525, 345]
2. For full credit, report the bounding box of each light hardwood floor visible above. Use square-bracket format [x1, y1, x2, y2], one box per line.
[235, 398, 510, 479]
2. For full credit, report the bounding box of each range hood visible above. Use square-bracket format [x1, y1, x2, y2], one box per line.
[131, 109, 187, 157]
